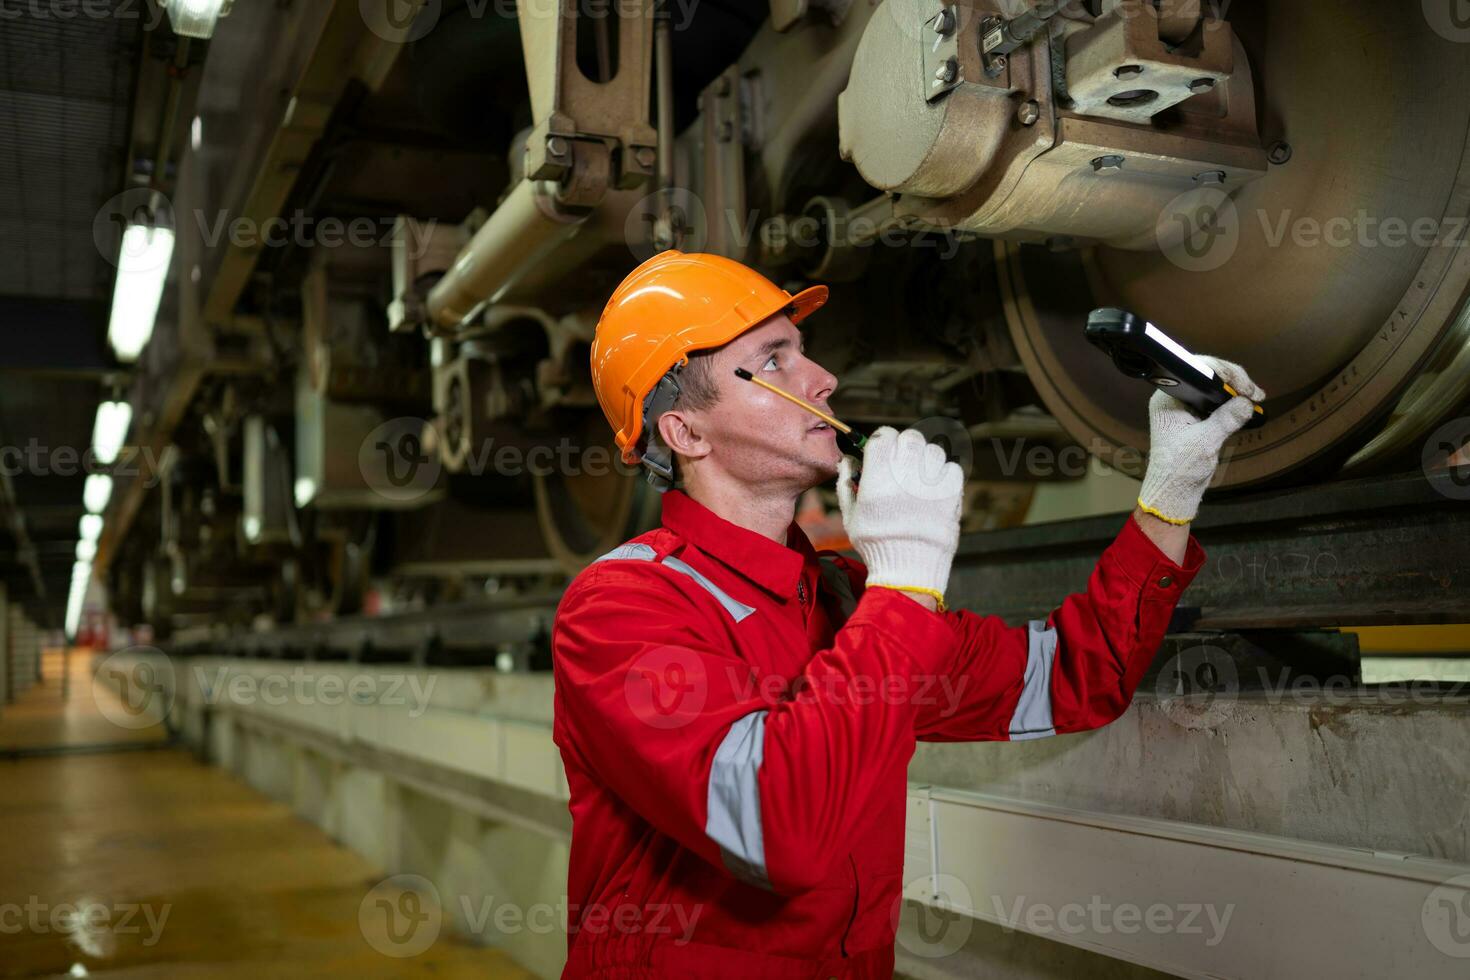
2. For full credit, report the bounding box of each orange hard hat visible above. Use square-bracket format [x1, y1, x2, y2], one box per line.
[591, 249, 829, 466]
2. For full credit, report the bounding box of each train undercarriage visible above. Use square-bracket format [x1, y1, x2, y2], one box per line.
[95, 0, 1470, 639]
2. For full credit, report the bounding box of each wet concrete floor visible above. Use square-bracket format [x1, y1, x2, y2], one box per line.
[1, 650, 537, 978]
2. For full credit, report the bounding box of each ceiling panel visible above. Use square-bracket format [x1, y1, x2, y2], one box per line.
[0, 8, 139, 300]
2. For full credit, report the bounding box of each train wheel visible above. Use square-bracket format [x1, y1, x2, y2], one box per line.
[532, 419, 660, 573]
[1002, 0, 1470, 487]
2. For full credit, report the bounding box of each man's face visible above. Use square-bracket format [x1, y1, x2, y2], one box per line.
[665, 315, 843, 491]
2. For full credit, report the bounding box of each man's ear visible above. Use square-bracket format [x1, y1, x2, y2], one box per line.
[656, 409, 711, 462]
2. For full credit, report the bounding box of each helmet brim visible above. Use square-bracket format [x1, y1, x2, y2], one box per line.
[786, 283, 829, 325]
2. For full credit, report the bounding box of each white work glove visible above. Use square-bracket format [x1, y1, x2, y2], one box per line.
[836, 426, 965, 607]
[1138, 355, 1266, 525]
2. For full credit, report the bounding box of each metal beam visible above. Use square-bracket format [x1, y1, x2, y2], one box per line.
[96, 0, 421, 579]
[165, 592, 559, 665]
[949, 469, 1470, 628]
[200, 0, 414, 324]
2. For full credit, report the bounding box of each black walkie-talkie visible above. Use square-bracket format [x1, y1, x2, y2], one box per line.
[1085, 308, 1266, 429]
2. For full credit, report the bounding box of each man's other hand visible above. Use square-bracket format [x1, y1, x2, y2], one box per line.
[836, 427, 964, 609]
[1137, 356, 1266, 527]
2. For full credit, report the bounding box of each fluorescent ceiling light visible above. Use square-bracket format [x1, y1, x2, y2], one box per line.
[76, 539, 97, 562]
[84, 474, 114, 514]
[164, 0, 235, 39]
[66, 561, 92, 639]
[108, 221, 174, 362]
[294, 477, 317, 509]
[92, 401, 133, 467]
[191, 115, 203, 151]
[79, 514, 103, 543]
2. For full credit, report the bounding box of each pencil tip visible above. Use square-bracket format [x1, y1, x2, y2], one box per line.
[733, 367, 753, 380]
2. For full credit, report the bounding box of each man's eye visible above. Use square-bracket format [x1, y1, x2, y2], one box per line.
[763, 354, 778, 371]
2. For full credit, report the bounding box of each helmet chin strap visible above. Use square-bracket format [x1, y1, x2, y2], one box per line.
[638, 366, 684, 493]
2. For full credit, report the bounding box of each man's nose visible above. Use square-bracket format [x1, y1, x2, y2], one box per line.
[803, 357, 838, 405]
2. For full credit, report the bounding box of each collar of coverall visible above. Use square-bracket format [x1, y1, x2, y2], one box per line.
[660, 489, 819, 600]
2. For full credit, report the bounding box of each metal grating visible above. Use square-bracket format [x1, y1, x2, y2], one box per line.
[0, 6, 141, 300]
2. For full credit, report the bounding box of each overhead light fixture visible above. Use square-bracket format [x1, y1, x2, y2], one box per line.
[191, 115, 203, 152]
[92, 401, 133, 466]
[84, 474, 114, 514]
[76, 539, 97, 562]
[163, 0, 235, 39]
[67, 562, 92, 639]
[294, 476, 317, 509]
[107, 212, 174, 362]
[79, 514, 104, 543]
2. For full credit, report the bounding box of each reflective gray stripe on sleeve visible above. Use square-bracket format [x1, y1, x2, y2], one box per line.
[660, 555, 757, 623]
[594, 543, 757, 624]
[594, 543, 658, 563]
[1009, 619, 1058, 741]
[705, 709, 772, 890]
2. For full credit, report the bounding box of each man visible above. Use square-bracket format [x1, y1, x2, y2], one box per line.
[552, 249, 1263, 978]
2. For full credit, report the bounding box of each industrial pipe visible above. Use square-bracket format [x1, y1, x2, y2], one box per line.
[426, 178, 590, 329]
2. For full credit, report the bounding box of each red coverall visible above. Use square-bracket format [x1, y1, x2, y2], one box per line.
[552, 488, 1205, 978]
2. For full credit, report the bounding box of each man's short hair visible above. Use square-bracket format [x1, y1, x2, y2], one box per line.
[673, 347, 720, 412]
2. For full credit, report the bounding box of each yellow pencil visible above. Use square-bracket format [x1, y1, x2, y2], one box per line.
[732, 367, 866, 450]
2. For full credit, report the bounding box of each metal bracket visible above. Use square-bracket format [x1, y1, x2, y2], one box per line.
[517, 0, 657, 192]
[923, 5, 964, 102]
[1064, 0, 1234, 124]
